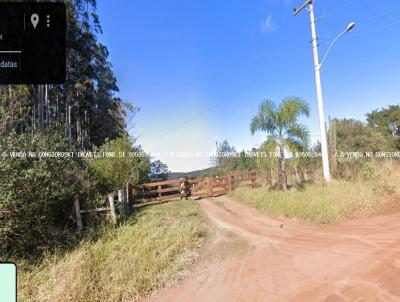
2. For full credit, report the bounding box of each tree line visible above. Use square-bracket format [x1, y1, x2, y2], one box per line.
[211, 98, 400, 190]
[0, 0, 128, 147]
[0, 0, 169, 258]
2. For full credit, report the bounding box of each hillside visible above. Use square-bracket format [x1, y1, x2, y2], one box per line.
[169, 168, 213, 180]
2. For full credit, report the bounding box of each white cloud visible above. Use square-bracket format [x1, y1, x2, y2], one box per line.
[260, 14, 277, 34]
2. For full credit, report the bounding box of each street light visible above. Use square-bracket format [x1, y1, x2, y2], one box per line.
[293, 0, 355, 182]
[347, 22, 356, 31]
[320, 22, 356, 68]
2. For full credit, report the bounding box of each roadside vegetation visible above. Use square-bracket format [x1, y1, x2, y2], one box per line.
[0, 0, 399, 299]
[250, 97, 310, 190]
[0, 0, 170, 261]
[231, 161, 400, 224]
[212, 100, 400, 224]
[19, 200, 206, 302]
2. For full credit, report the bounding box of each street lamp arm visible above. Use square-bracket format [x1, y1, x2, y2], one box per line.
[319, 30, 347, 68]
[319, 22, 355, 69]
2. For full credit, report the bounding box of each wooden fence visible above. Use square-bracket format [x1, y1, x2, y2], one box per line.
[74, 189, 128, 233]
[74, 170, 256, 232]
[130, 170, 257, 203]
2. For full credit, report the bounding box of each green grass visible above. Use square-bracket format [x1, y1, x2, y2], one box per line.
[230, 179, 396, 224]
[19, 200, 206, 302]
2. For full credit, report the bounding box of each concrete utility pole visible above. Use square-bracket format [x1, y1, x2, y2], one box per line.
[308, 1, 331, 182]
[293, 0, 355, 182]
[293, 0, 330, 182]
[293, 0, 331, 182]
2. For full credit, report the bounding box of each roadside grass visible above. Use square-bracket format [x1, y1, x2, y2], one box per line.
[230, 173, 399, 224]
[19, 200, 206, 302]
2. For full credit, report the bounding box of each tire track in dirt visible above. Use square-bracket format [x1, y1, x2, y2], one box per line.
[144, 195, 400, 302]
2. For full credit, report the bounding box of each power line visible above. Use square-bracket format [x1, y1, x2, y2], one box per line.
[320, 5, 400, 42]
[323, 0, 357, 18]
[348, 19, 400, 39]
[354, 0, 378, 14]
[140, 105, 217, 147]
[349, 35, 398, 60]
[356, 5, 400, 26]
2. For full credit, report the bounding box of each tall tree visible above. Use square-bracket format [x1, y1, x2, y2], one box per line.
[237, 149, 256, 171]
[0, 0, 130, 149]
[211, 140, 238, 175]
[366, 105, 400, 149]
[250, 97, 310, 190]
[149, 160, 170, 181]
[333, 118, 393, 152]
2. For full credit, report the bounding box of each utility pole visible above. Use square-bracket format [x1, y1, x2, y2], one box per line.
[293, 0, 331, 182]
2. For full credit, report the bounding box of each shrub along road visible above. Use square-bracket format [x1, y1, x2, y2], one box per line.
[145, 195, 400, 302]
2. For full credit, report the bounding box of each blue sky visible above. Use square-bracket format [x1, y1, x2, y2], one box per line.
[97, 0, 400, 172]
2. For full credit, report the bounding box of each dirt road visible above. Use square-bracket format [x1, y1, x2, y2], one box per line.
[146, 195, 400, 302]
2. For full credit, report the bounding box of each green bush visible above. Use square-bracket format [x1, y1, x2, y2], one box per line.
[0, 130, 84, 257]
[89, 136, 151, 193]
[360, 163, 376, 181]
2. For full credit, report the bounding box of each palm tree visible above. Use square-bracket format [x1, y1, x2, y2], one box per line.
[250, 97, 310, 190]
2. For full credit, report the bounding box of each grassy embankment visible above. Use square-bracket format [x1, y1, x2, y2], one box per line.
[19, 200, 206, 302]
[230, 163, 400, 224]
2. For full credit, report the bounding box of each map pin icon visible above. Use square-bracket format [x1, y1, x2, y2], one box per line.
[31, 13, 39, 29]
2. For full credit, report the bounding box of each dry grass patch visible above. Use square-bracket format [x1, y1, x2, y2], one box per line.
[19, 200, 206, 302]
[212, 198, 233, 214]
[230, 175, 398, 224]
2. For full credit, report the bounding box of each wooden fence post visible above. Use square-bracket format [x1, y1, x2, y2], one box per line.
[158, 185, 162, 200]
[74, 195, 83, 233]
[230, 174, 235, 191]
[179, 178, 184, 200]
[207, 177, 213, 197]
[251, 170, 256, 188]
[108, 194, 118, 226]
[126, 182, 133, 205]
[118, 189, 126, 221]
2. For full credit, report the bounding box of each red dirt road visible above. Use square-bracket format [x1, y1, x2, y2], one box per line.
[146, 195, 400, 302]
